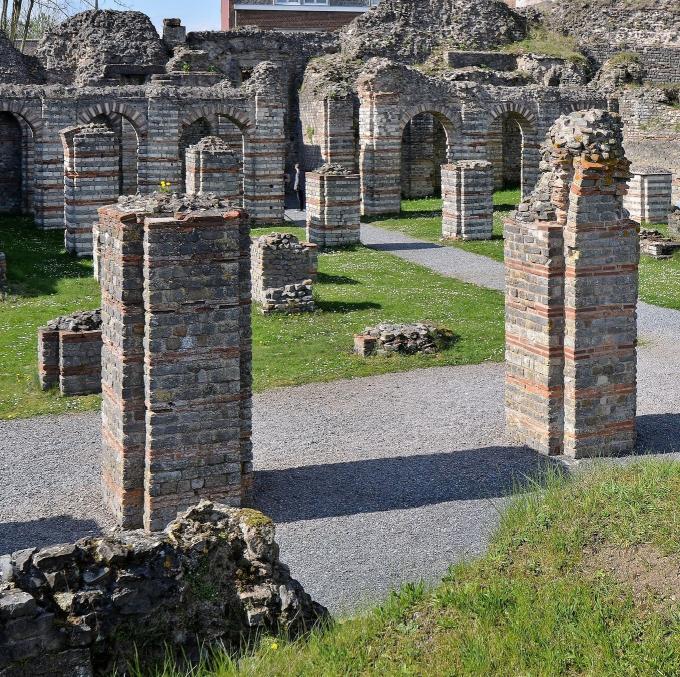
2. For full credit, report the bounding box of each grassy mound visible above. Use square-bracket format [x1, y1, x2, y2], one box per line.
[152, 460, 680, 676]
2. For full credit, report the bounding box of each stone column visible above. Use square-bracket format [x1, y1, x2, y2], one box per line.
[505, 109, 638, 459]
[61, 124, 120, 257]
[99, 205, 147, 529]
[58, 330, 102, 396]
[441, 160, 494, 240]
[185, 136, 241, 200]
[306, 165, 361, 249]
[38, 327, 61, 391]
[624, 168, 673, 224]
[99, 196, 252, 532]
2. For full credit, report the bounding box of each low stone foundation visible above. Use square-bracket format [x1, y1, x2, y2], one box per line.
[37, 310, 102, 396]
[0, 502, 328, 677]
[251, 232, 317, 314]
[306, 164, 361, 249]
[639, 228, 680, 259]
[624, 168, 673, 224]
[441, 160, 494, 240]
[354, 323, 453, 357]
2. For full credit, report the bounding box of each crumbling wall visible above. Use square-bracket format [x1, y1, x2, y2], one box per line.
[0, 502, 327, 677]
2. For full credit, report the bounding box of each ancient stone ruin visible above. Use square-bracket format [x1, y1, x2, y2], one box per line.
[0, 502, 327, 677]
[441, 160, 494, 240]
[98, 193, 252, 533]
[354, 323, 453, 357]
[38, 310, 103, 396]
[185, 135, 242, 200]
[624, 168, 673, 225]
[251, 232, 317, 314]
[505, 110, 639, 459]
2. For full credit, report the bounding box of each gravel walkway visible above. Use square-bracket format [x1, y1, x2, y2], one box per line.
[1, 224, 679, 614]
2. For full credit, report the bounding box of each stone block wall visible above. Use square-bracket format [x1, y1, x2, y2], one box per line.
[98, 194, 252, 532]
[61, 124, 120, 257]
[441, 160, 493, 240]
[306, 164, 361, 248]
[623, 169, 673, 224]
[37, 311, 103, 396]
[0, 502, 327, 677]
[506, 110, 638, 459]
[185, 135, 241, 200]
[669, 208, 680, 238]
[401, 112, 447, 199]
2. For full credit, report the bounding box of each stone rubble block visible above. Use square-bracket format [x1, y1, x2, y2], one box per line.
[354, 322, 453, 357]
[639, 227, 680, 259]
[668, 207, 680, 239]
[0, 502, 328, 677]
[185, 135, 241, 201]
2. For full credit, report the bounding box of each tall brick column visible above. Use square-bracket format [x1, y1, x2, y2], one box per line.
[62, 124, 120, 257]
[623, 168, 673, 224]
[185, 136, 241, 200]
[505, 110, 638, 459]
[99, 194, 252, 531]
[441, 160, 494, 240]
[306, 164, 361, 249]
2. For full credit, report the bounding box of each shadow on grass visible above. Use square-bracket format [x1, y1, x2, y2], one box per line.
[0, 216, 93, 298]
[317, 272, 360, 286]
[316, 300, 382, 313]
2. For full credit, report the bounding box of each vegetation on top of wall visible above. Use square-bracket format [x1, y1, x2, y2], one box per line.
[145, 460, 680, 676]
[607, 51, 642, 67]
[300, 54, 362, 99]
[501, 28, 588, 66]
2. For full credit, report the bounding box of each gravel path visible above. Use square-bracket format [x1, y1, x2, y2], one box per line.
[361, 223, 506, 290]
[1, 224, 679, 614]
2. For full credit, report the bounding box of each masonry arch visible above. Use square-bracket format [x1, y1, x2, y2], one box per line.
[178, 105, 253, 196]
[79, 103, 148, 197]
[0, 106, 40, 215]
[486, 104, 539, 198]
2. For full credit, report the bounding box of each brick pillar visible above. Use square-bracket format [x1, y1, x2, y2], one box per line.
[99, 206, 147, 529]
[306, 166, 361, 249]
[38, 327, 61, 391]
[142, 211, 244, 531]
[505, 109, 638, 459]
[623, 169, 672, 224]
[99, 197, 252, 531]
[61, 124, 120, 257]
[185, 136, 241, 200]
[441, 160, 494, 240]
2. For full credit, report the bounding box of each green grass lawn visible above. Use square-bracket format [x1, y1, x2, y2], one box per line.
[0, 219, 504, 419]
[365, 188, 518, 263]
[149, 460, 680, 676]
[369, 190, 680, 310]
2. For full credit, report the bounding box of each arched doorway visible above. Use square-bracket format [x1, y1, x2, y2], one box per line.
[0, 112, 25, 214]
[400, 112, 448, 199]
[487, 110, 537, 197]
[179, 113, 246, 197]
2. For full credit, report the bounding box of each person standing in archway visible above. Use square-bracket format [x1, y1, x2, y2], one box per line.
[294, 163, 306, 211]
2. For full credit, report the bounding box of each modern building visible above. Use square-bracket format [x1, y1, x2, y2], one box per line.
[220, 0, 380, 32]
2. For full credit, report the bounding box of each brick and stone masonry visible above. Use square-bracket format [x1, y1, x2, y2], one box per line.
[98, 193, 252, 532]
[37, 310, 102, 396]
[623, 167, 673, 224]
[441, 160, 494, 240]
[306, 163, 361, 249]
[251, 232, 318, 314]
[505, 109, 638, 458]
[185, 135, 242, 200]
[61, 124, 120, 257]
